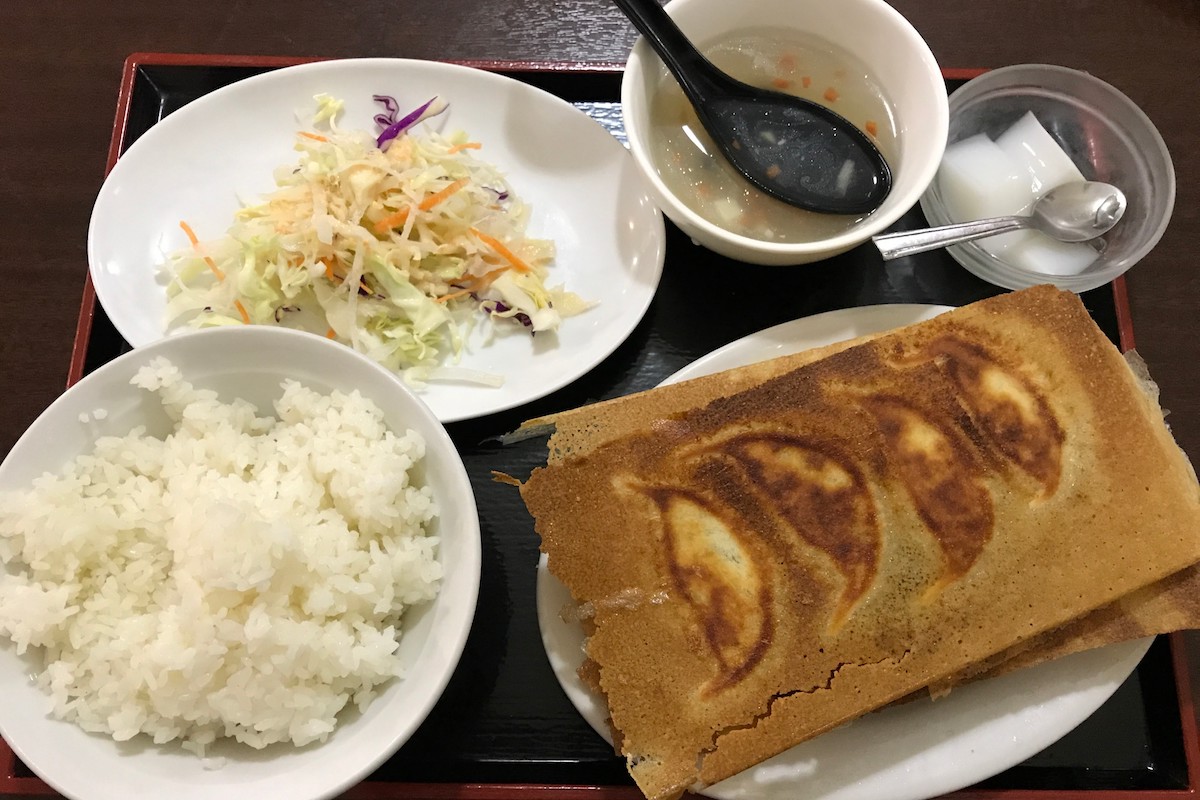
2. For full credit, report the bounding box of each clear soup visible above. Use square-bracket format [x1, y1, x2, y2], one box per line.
[647, 28, 899, 244]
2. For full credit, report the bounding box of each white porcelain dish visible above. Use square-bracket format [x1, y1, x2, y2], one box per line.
[536, 303, 1151, 800]
[0, 326, 482, 800]
[88, 58, 666, 423]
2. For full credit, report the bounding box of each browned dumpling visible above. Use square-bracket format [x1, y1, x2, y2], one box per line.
[520, 286, 1200, 800]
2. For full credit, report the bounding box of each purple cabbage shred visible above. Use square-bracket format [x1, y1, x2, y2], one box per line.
[479, 299, 534, 332]
[376, 96, 443, 149]
[373, 94, 400, 130]
[488, 300, 533, 328]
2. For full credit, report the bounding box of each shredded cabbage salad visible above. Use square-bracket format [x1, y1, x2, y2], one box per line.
[163, 94, 590, 386]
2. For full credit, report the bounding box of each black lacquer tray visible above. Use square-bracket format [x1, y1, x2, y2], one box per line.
[4, 54, 1196, 800]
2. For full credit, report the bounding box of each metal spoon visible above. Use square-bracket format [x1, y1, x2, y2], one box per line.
[873, 181, 1127, 260]
[614, 0, 892, 215]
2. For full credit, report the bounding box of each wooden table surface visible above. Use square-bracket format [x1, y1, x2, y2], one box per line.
[2, 0, 1200, 795]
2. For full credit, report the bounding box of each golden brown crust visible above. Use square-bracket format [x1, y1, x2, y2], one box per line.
[520, 286, 1200, 800]
[971, 562, 1200, 682]
[521, 329, 889, 466]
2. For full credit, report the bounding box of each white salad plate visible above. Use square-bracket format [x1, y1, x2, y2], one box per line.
[536, 303, 1152, 800]
[88, 58, 666, 423]
[0, 326, 482, 800]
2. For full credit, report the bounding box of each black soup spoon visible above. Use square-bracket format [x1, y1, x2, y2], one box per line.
[616, 0, 892, 215]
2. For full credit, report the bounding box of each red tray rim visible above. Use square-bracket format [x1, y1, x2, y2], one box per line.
[10, 52, 1190, 800]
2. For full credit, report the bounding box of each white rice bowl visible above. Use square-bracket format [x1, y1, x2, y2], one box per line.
[0, 326, 480, 800]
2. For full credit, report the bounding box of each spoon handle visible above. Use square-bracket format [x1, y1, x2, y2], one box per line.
[611, 0, 718, 101]
[872, 216, 1032, 260]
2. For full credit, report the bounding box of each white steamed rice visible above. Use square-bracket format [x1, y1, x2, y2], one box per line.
[0, 357, 441, 754]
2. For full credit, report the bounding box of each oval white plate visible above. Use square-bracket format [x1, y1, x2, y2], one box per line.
[88, 58, 666, 423]
[0, 326, 481, 800]
[536, 304, 1151, 800]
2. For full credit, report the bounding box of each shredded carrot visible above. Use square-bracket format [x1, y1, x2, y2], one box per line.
[373, 207, 411, 234]
[771, 77, 792, 89]
[178, 221, 225, 281]
[778, 54, 796, 71]
[322, 262, 369, 294]
[179, 220, 201, 245]
[865, 120, 879, 137]
[298, 132, 328, 142]
[824, 87, 840, 102]
[434, 266, 510, 303]
[801, 76, 812, 88]
[470, 228, 532, 273]
[470, 266, 510, 292]
[434, 287, 476, 304]
[373, 180, 466, 232]
[233, 299, 251, 324]
[419, 178, 468, 211]
[325, 327, 337, 339]
[446, 142, 482, 154]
